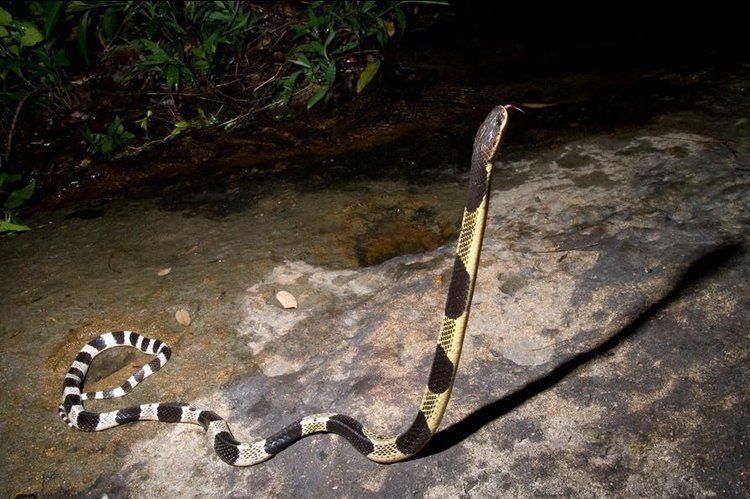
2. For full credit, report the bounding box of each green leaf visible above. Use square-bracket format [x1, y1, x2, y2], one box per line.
[356, 59, 380, 93]
[0, 172, 22, 188]
[19, 22, 44, 47]
[108, 115, 123, 134]
[103, 7, 117, 41]
[286, 69, 302, 84]
[184, 0, 198, 22]
[394, 6, 406, 31]
[310, 40, 327, 58]
[330, 39, 359, 56]
[0, 6, 13, 26]
[53, 48, 69, 66]
[165, 63, 179, 90]
[323, 31, 335, 50]
[179, 64, 194, 85]
[4, 180, 36, 209]
[101, 135, 113, 154]
[298, 40, 327, 57]
[347, 16, 362, 36]
[76, 10, 90, 65]
[4, 61, 23, 80]
[306, 85, 328, 109]
[140, 39, 169, 63]
[168, 120, 190, 138]
[361, 1, 376, 13]
[174, 120, 190, 130]
[276, 69, 302, 105]
[41, 1, 64, 38]
[137, 110, 153, 131]
[0, 219, 31, 233]
[192, 30, 219, 75]
[28, 1, 44, 16]
[290, 53, 312, 68]
[191, 49, 209, 74]
[375, 30, 385, 47]
[325, 61, 336, 86]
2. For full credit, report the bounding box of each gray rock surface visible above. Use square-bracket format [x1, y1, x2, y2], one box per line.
[1, 67, 748, 497]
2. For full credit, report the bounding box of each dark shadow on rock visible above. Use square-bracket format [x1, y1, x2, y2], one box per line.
[412, 242, 743, 460]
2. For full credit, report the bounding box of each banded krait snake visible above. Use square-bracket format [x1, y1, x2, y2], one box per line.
[59, 105, 512, 465]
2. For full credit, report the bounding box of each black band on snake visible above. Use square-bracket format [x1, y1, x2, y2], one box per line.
[59, 105, 512, 465]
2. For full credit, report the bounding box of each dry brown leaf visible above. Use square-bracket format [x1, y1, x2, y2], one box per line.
[157, 267, 172, 276]
[175, 309, 191, 326]
[275, 290, 297, 309]
[385, 20, 395, 37]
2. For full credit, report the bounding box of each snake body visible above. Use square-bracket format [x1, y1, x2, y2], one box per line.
[59, 105, 511, 465]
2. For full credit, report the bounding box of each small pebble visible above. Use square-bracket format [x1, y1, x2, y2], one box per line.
[276, 290, 297, 309]
[175, 309, 191, 326]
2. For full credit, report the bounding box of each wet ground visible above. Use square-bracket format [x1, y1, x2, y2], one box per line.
[1, 56, 749, 496]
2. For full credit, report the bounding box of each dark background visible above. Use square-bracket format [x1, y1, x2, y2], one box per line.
[433, 2, 746, 67]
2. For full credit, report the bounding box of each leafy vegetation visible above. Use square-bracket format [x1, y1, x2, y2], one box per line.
[0, 172, 35, 233]
[2, 1, 443, 117]
[83, 115, 135, 156]
[1, 1, 262, 100]
[279, 1, 403, 108]
[1, 3, 72, 109]
[124, 1, 261, 91]
[0, 1, 447, 233]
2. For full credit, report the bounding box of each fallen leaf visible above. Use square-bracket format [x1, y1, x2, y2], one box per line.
[276, 290, 297, 309]
[157, 267, 171, 276]
[175, 309, 191, 326]
[385, 20, 395, 36]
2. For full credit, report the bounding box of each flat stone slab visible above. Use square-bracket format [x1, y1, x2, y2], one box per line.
[1, 68, 748, 497]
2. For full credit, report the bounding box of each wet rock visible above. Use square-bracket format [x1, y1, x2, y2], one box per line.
[0, 69, 748, 497]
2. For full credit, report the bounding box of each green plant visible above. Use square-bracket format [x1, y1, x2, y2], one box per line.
[1, 1, 262, 104]
[136, 109, 153, 133]
[83, 115, 135, 156]
[0, 4, 72, 108]
[0, 172, 34, 233]
[168, 108, 220, 138]
[125, 1, 260, 91]
[1, 0, 448, 166]
[277, 1, 445, 108]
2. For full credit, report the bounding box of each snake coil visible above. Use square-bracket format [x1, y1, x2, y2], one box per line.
[59, 105, 511, 465]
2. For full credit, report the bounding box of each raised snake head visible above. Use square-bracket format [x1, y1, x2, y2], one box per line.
[471, 105, 511, 168]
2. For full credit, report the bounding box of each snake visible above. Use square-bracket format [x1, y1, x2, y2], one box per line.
[59, 105, 511, 465]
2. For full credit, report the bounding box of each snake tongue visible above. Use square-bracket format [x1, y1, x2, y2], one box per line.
[503, 104, 526, 113]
